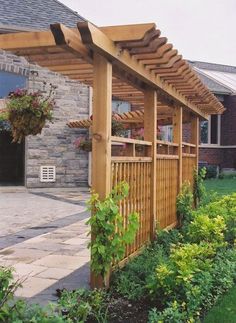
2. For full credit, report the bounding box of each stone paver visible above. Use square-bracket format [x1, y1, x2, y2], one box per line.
[0, 192, 86, 236]
[0, 189, 90, 303]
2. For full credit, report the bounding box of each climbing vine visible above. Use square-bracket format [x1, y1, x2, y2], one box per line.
[87, 181, 139, 281]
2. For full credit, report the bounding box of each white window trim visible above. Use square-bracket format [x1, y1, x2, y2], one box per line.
[200, 115, 221, 147]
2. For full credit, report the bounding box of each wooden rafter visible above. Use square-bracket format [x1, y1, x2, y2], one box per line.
[0, 22, 224, 117]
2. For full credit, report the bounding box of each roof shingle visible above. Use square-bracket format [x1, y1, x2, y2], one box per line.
[0, 0, 85, 31]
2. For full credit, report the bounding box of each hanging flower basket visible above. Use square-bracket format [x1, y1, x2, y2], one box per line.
[74, 137, 92, 152]
[2, 88, 55, 143]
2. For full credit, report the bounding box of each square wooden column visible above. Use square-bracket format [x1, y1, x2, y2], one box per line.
[173, 106, 183, 191]
[144, 89, 157, 240]
[91, 53, 112, 288]
[191, 115, 199, 169]
[92, 53, 112, 199]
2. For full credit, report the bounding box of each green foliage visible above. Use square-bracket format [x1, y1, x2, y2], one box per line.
[112, 192, 236, 322]
[187, 214, 226, 247]
[204, 165, 218, 179]
[193, 167, 206, 207]
[194, 193, 236, 244]
[112, 246, 167, 300]
[57, 288, 108, 323]
[155, 229, 184, 255]
[87, 181, 139, 281]
[148, 302, 188, 323]
[0, 266, 63, 323]
[176, 183, 193, 224]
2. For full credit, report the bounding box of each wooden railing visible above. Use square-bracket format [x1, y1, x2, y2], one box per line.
[110, 138, 196, 267]
[111, 137, 152, 264]
[182, 142, 197, 186]
[156, 140, 179, 157]
[111, 136, 152, 158]
[156, 140, 179, 229]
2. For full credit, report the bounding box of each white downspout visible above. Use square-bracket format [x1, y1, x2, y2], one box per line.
[88, 86, 93, 187]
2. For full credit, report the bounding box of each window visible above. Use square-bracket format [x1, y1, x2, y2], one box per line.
[159, 125, 173, 141]
[0, 71, 26, 98]
[200, 115, 221, 145]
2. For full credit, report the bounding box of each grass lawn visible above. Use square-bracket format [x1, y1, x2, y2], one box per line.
[204, 286, 236, 323]
[204, 178, 236, 196]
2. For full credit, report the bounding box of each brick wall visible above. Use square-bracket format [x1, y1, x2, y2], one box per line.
[0, 49, 90, 187]
[199, 148, 236, 169]
[199, 95, 236, 170]
[221, 95, 236, 146]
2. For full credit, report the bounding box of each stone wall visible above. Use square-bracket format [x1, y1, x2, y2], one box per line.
[0, 49, 90, 187]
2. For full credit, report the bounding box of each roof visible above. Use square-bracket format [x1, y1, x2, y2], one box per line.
[189, 61, 236, 95]
[0, 0, 85, 31]
[0, 22, 225, 118]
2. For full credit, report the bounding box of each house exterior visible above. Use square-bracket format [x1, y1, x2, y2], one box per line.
[190, 61, 236, 172]
[0, 0, 92, 188]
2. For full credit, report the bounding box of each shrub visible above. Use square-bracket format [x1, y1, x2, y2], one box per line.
[57, 288, 108, 322]
[112, 193, 236, 322]
[194, 193, 236, 244]
[176, 183, 193, 224]
[193, 167, 206, 207]
[204, 165, 218, 179]
[187, 214, 226, 247]
[112, 246, 167, 300]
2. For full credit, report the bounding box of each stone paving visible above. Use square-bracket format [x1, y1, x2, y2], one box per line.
[0, 188, 91, 303]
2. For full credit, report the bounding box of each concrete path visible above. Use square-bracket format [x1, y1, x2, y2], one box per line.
[0, 188, 90, 304]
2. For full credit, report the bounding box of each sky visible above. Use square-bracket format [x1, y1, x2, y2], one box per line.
[60, 0, 236, 66]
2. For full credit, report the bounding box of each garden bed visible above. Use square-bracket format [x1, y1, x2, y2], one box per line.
[1, 188, 236, 322]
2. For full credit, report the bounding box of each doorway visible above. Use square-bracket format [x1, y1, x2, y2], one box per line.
[0, 131, 25, 185]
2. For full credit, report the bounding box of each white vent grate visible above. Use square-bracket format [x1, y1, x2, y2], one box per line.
[40, 166, 56, 182]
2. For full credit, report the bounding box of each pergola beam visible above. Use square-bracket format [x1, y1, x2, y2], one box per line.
[75, 22, 208, 119]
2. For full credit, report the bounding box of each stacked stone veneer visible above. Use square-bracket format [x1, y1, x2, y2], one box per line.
[0, 49, 90, 187]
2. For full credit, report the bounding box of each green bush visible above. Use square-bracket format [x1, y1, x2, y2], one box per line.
[204, 165, 218, 179]
[112, 246, 167, 300]
[176, 183, 194, 224]
[112, 192, 236, 322]
[194, 193, 236, 244]
[57, 288, 108, 322]
[0, 266, 63, 323]
[187, 214, 226, 247]
[193, 167, 206, 207]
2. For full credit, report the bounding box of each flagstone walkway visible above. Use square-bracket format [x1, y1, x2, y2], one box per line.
[0, 188, 91, 304]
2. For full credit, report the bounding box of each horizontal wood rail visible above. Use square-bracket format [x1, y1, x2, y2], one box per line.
[111, 156, 152, 162]
[182, 141, 196, 154]
[111, 136, 152, 145]
[157, 154, 179, 159]
[182, 153, 196, 158]
[111, 136, 152, 158]
[156, 139, 179, 156]
[156, 139, 179, 147]
[182, 142, 196, 148]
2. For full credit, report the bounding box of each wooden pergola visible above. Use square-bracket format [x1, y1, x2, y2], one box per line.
[0, 22, 224, 287]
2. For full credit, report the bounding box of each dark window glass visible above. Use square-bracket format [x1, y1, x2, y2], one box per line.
[0, 71, 26, 98]
[210, 115, 218, 144]
[200, 121, 208, 144]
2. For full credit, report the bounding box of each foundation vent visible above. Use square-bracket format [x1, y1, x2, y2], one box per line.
[40, 166, 56, 182]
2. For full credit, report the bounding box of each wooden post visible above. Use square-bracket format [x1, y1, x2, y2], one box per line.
[91, 53, 112, 288]
[191, 115, 199, 169]
[173, 106, 183, 191]
[144, 89, 157, 241]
